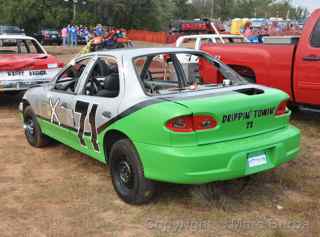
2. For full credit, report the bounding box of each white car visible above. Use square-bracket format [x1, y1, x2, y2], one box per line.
[20, 48, 300, 205]
[0, 35, 63, 92]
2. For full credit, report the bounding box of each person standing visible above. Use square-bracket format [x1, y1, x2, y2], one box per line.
[95, 24, 104, 37]
[83, 27, 90, 43]
[243, 22, 254, 38]
[70, 24, 78, 47]
[61, 26, 68, 47]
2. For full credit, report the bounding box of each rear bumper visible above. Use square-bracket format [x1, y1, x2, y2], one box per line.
[135, 125, 300, 184]
[0, 79, 50, 91]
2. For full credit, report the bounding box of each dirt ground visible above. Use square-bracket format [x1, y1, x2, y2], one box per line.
[0, 45, 319, 237]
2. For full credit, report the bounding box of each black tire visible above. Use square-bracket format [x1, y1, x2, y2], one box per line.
[23, 106, 50, 148]
[288, 102, 300, 112]
[109, 139, 155, 205]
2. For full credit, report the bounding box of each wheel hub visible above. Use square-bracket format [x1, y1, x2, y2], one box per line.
[24, 119, 35, 136]
[119, 160, 132, 185]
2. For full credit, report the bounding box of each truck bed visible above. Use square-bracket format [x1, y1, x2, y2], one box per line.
[201, 43, 297, 98]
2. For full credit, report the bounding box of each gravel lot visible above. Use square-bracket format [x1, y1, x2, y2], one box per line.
[0, 45, 319, 237]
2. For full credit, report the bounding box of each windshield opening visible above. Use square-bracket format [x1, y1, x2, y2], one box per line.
[133, 52, 247, 96]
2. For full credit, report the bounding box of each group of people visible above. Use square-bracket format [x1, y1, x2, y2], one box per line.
[61, 24, 105, 47]
[242, 20, 302, 43]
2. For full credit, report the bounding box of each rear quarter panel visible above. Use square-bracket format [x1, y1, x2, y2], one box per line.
[100, 100, 196, 147]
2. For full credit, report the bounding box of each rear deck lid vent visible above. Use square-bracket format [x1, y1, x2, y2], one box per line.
[235, 88, 264, 96]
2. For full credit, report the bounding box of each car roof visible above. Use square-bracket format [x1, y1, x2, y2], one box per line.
[0, 34, 36, 40]
[84, 47, 203, 59]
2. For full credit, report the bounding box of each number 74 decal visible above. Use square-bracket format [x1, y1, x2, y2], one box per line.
[75, 101, 99, 152]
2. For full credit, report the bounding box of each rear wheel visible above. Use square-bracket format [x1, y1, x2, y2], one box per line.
[109, 139, 155, 205]
[23, 106, 50, 148]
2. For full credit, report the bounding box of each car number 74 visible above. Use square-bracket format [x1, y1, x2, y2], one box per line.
[75, 101, 99, 152]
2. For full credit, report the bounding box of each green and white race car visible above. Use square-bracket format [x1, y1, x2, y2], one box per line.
[20, 48, 300, 204]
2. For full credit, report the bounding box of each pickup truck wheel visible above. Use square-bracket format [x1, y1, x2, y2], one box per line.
[23, 106, 50, 148]
[109, 139, 155, 205]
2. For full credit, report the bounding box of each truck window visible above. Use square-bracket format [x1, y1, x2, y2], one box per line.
[199, 38, 214, 48]
[180, 38, 196, 49]
[310, 19, 320, 48]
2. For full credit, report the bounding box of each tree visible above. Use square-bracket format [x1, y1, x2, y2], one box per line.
[0, 0, 309, 33]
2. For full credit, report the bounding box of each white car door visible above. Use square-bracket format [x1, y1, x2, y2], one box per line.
[71, 55, 123, 153]
[35, 57, 94, 145]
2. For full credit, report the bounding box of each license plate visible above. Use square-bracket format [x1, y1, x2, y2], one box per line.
[248, 153, 267, 168]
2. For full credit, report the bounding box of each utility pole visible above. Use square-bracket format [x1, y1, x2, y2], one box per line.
[211, 0, 215, 19]
[73, 0, 77, 22]
[64, 0, 86, 22]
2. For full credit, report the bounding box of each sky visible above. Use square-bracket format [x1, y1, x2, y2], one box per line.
[294, 0, 319, 12]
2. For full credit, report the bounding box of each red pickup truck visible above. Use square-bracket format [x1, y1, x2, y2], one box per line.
[201, 9, 320, 108]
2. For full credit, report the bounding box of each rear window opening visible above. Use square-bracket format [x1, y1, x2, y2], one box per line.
[0, 39, 44, 54]
[133, 52, 247, 96]
[235, 88, 264, 95]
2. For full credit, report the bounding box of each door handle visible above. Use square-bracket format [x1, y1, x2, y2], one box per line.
[303, 55, 320, 62]
[102, 111, 112, 119]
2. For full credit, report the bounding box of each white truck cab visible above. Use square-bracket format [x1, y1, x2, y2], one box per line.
[176, 34, 248, 64]
[176, 34, 248, 50]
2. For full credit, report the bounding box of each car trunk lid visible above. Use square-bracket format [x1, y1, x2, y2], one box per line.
[167, 86, 290, 145]
[0, 54, 49, 71]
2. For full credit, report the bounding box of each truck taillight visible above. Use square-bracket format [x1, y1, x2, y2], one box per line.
[276, 100, 288, 116]
[166, 115, 217, 133]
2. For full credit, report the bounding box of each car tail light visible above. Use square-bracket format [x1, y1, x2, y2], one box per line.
[276, 100, 288, 116]
[166, 116, 194, 133]
[193, 115, 218, 131]
[166, 115, 217, 133]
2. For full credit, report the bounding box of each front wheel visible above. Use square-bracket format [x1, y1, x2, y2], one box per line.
[109, 139, 155, 205]
[23, 106, 50, 148]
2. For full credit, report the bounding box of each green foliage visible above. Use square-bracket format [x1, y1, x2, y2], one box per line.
[0, 0, 309, 33]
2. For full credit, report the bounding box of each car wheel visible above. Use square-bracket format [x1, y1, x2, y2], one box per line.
[109, 139, 155, 205]
[23, 106, 50, 148]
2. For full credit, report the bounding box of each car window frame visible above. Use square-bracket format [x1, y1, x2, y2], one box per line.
[133, 52, 198, 96]
[51, 56, 95, 95]
[77, 55, 121, 98]
[132, 51, 248, 97]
